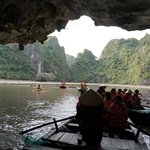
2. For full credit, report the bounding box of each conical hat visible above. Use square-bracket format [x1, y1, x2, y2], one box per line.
[79, 89, 103, 106]
[125, 89, 133, 94]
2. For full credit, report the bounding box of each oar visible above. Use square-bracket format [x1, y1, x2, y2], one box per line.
[106, 109, 150, 137]
[20, 115, 75, 135]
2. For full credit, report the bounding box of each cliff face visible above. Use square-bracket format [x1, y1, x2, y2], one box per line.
[0, 36, 72, 81]
[0, 0, 150, 50]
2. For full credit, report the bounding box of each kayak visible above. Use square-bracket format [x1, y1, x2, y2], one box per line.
[77, 87, 89, 93]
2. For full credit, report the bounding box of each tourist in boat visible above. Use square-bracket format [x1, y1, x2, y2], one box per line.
[116, 89, 123, 97]
[109, 96, 128, 137]
[80, 81, 83, 89]
[37, 84, 41, 90]
[103, 92, 113, 109]
[122, 89, 134, 108]
[131, 89, 142, 109]
[76, 89, 105, 147]
[97, 86, 106, 98]
[110, 88, 117, 101]
[60, 82, 66, 87]
[83, 82, 87, 89]
[101, 92, 113, 125]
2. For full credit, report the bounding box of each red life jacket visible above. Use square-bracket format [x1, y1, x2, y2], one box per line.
[109, 102, 128, 129]
[122, 94, 132, 103]
[132, 94, 140, 102]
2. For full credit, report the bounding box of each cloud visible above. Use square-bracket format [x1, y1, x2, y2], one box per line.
[51, 16, 150, 58]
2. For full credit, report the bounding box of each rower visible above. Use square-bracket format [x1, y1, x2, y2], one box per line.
[76, 89, 105, 147]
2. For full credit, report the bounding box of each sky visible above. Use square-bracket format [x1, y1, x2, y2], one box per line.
[51, 15, 150, 58]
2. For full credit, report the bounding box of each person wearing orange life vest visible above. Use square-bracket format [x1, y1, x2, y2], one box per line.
[80, 81, 83, 89]
[101, 92, 113, 126]
[103, 92, 113, 109]
[109, 96, 128, 136]
[131, 89, 141, 109]
[110, 88, 117, 101]
[116, 89, 123, 97]
[97, 86, 106, 99]
[37, 84, 41, 90]
[83, 82, 87, 89]
[122, 89, 133, 108]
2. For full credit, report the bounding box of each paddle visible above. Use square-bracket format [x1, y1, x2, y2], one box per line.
[106, 109, 150, 137]
[20, 115, 75, 135]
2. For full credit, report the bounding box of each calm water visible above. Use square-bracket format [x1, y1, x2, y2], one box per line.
[0, 83, 150, 150]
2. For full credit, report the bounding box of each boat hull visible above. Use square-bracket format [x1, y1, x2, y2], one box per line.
[128, 108, 150, 126]
[59, 86, 67, 88]
[23, 117, 149, 150]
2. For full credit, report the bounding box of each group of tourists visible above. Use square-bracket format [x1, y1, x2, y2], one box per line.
[75, 86, 142, 147]
[60, 82, 66, 87]
[80, 81, 87, 89]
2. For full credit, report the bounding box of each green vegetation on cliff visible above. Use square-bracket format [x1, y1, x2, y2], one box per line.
[0, 34, 149, 85]
[70, 49, 99, 82]
[0, 44, 36, 80]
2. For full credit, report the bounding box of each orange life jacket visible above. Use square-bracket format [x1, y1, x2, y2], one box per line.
[83, 83, 87, 88]
[37, 85, 41, 89]
[132, 94, 140, 102]
[109, 103, 128, 129]
[103, 99, 113, 109]
[122, 94, 132, 103]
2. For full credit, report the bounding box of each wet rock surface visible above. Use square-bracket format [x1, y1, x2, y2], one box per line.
[0, 0, 150, 49]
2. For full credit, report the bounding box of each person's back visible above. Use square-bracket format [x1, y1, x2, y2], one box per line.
[76, 89, 104, 147]
[103, 92, 113, 109]
[109, 96, 128, 130]
[102, 92, 113, 126]
[110, 88, 117, 101]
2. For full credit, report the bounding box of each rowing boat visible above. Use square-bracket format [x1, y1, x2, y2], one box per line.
[77, 87, 89, 93]
[128, 107, 150, 126]
[59, 86, 67, 88]
[22, 116, 149, 150]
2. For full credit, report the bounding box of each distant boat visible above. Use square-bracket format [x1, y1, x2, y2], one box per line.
[77, 87, 89, 93]
[59, 86, 67, 88]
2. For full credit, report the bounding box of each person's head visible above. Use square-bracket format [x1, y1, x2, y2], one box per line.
[97, 86, 105, 94]
[117, 89, 122, 92]
[114, 96, 123, 104]
[134, 89, 139, 95]
[123, 89, 127, 93]
[105, 92, 111, 100]
[111, 88, 116, 94]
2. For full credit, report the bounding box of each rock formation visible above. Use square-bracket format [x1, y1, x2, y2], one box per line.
[0, 0, 150, 50]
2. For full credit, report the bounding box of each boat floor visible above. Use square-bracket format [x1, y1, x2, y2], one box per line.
[23, 131, 147, 150]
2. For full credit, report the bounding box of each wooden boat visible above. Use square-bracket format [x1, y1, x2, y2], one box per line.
[22, 115, 150, 150]
[77, 87, 89, 93]
[128, 107, 150, 126]
[59, 86, 67, 89]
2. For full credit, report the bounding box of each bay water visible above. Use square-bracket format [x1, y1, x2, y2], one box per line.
[0, 83, 149, 149]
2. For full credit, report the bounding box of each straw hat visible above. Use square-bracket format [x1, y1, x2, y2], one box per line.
[125, 89, 133, 94]
[79, 89, 103, 106]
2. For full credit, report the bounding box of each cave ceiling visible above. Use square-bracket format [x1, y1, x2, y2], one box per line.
[1, 0, 150, 50]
